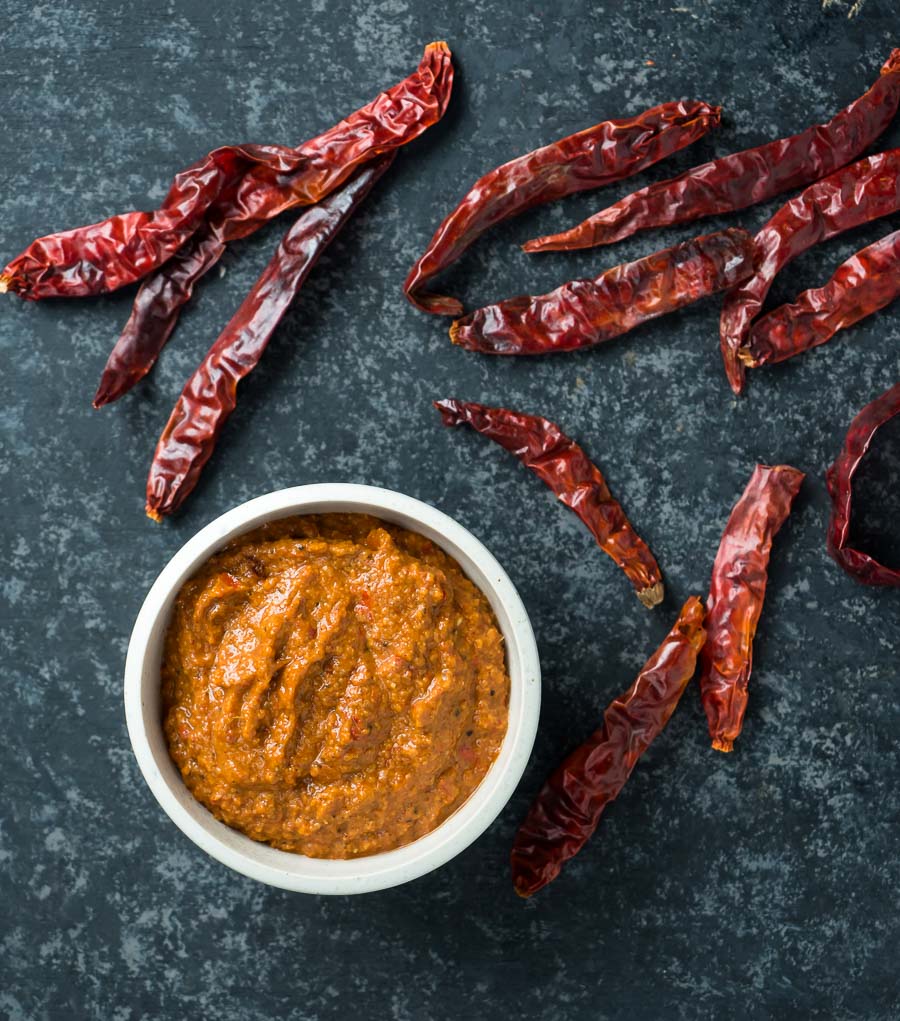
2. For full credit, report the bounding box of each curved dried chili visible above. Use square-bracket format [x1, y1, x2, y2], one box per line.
[2, 42, 452, 302]
[0, 144, 279, 300]
[826, 382, 900, 587]
[719, 148, 900, 394]
[404, 100, 721, 315]
[93, 234, 226, 407]
[741, 230, 900, 372]
[434, 399, 663, 606]
[511, 596, 706, 897]
[699, 464, 805, 753]
[524, 49, 900, 253]
[145, 156, 393, 520]
[450, 228, 756, 356]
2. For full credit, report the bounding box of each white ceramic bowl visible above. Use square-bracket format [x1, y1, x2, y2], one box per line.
[124, 484, 541, 894]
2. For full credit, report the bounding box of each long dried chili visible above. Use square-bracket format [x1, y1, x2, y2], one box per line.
[434, 399, 663, 606]
[93, 235, 226, 407]
[404, 100, 721, 315]
[2, 42, 452, 301]
[524, 49, 900, 253]
[719, 149, 900, 394]
[145, 156, 393, 520]
[826, 382, 900, 587]
[511, 596, 706, 898]
[699, 464, 805, 753]
[0, 144, 280, 299]
[449, 228, 756, 356]
[740, 230, 900, 372]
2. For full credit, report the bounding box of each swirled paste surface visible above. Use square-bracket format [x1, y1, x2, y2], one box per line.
[162, 514, 510, 858]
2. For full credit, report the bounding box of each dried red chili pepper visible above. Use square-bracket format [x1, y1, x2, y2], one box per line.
[826, 382, 900, 587]
[434, 399, 664, 606]
[0, 145, 276, 300]
[93, 234, 226, 407]
[93, 43, 452, 405]
[511, 596, 706, 897]
[740, 230, 900, 372]
[524, 49, 900, 253]
[699, 464, 805, 753]
[404, 100, 722, 315]
[719, 149, 900, 394]
[145, 156, 393, 520]
[449, 228, 755, 356]
[1, 42, 452, 301]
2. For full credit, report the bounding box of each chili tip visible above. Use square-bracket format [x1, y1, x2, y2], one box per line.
[723, 350, 746, 395]
[513, 879, 533, 899]
[638, 581, 664, 609]
[0, 275, 9, 294]
[712, 736, 734, 753]
[145, 505, 163, 523]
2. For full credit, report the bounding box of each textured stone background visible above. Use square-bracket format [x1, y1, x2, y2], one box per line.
[2, 1, 898, 1018]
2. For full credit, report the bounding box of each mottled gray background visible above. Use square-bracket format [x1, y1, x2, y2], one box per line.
[2, 1, 899, 1018]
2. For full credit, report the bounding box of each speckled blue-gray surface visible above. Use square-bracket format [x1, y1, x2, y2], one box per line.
[2, 0, 899, 1017]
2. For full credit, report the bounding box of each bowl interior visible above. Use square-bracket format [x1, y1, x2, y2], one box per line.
[126, 485, 540, 894]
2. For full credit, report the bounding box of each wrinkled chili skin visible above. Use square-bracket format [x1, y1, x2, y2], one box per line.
[0, 144, 288, 300]
[719, 148, 900, 394]
[826, 382, 900, 587]
[146, 157, 393, 520]
[511, 596, 706, 898]
[93, 234, 226, 407]
[2, 42, 452, 302]
[403, 100, 722, 315]
[450, 228, 756, 356]
[92, 43, 452, 404]
[435, 399, 663, 606]
[524, 49, 900, 254]
[699, 465, 805, 753]
[742, 230, 900, 371]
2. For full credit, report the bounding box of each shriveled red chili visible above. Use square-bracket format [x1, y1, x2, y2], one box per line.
[740, 230, 900, 372]
[450, 228, 756, 356]
[2, 42, 452, 302]
[145, 156, 393, 520]
[0, 144, 276, 300]
[826, 382, 900, 587]
[524, 49, 900, 253]
[93, 234, 226, 407]
[699, 464, 805, 753]
[404, 100, 721, 315]
[434, 399, 663, 606]
[511, 596, 706, 897]
[719, 148, 900, 394]
[91, 44, 451, 406]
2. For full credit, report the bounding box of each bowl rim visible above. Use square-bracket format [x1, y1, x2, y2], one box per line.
[124, 483, 541, 894]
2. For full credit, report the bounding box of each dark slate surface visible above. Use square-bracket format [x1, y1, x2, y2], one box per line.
[2, 1, 899, 1018]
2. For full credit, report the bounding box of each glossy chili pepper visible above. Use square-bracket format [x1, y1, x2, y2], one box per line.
[449, 228, 756, 356]
[511, 596, 706, 898]
[93, 43, 452, 405]
[2, 42, 452, 301]
[145, 156, 393, 520]
[524, 49, 900, 253]
[0, 144, 279, 300]
[740, 230, 900, 372]
[93, 234, 226, 407]
[826, 382, 900, 587]
[719, 148, 900, 394]
[699, 464, 805, 753]
[404, 100, 722, 315]
[434, 399, 663, 606]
